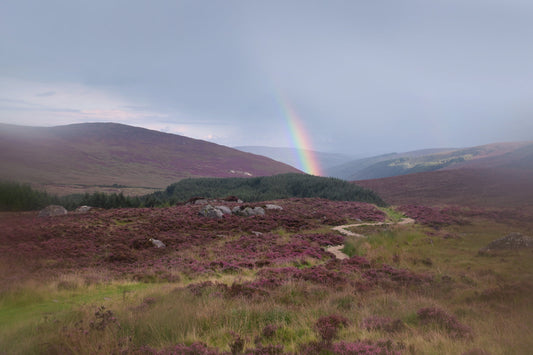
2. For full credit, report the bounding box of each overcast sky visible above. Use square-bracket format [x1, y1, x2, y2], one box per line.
[1, 0, 533, 155]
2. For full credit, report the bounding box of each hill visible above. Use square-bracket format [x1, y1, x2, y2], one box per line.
[235, 146, 357, 173]
[328, 142, 532, 180]
[327, 148, 455, 180]
[0, 123, 301, 195]
[356, 142, 533, 207]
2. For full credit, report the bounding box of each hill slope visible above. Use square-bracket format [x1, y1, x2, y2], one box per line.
[0, 123, 301, 194]
[327, 148, 455, 180]
[329, 142, 531, 180]
[356, 142, 533, 207]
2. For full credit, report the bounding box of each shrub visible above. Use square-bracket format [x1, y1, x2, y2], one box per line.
[314, 314, 349, 344]
[417, 307, 473, 339]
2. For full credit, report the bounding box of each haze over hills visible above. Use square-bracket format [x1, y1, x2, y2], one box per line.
[355, 141, 533, 208]
[328, 142, 532, 181]
[326, 148, 455, 180]
[0, 123, 301, 195]
[234, 146, 358, 173]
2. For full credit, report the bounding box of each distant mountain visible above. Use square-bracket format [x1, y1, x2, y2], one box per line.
[0, 123, 301, 195]
[234, 146, 358, 173]
[328, 142, 533, 180]
[355, 142, 533, 208]
[327, 148, 456, 180]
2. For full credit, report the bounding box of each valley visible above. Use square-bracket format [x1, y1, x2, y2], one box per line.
[1, 123, 532, 354]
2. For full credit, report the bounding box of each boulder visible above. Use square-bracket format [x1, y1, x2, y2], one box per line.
[186, 197, 209, 205]
[479, 233, 533, 254]
[149, 238, 166, 248]
[75, 205, 92, 213]
[265, 204, 283, 210]
[252, 207, 265, 216]
[215, 205, 232, 215]
[232, 206, 265, 216]
[38, 205, 68, 217]
[199, 204, 224, 218]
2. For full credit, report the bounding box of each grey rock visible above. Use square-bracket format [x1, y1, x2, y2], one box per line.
[479, 233, 533, 253]
[38, 205, 68, 217]
[232, 206, 265, 216]
[242, 207, 255, 216]
[149, 238, 166, 248]
[194, 199, 209, 205]
[199, 204, 224, 218]
[265, 204, 283, 210]
[215, 205, 232, 215]
[75, 205, 92, 213]
[252, 207, 265, 216]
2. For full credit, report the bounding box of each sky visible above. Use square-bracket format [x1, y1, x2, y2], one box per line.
[1, 0, 533, 156]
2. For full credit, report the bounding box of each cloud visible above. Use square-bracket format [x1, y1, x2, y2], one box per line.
[35, 91, 56, 97]
[1, 1, 533, 154]
[0, 77, 169, 126]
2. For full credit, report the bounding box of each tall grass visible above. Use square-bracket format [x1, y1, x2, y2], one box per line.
[1, 216, 532, 354]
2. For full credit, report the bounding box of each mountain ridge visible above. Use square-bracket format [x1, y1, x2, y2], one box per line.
[0, 122, 302, 195]
[355, 141, 533, 208]
[328, 142, 532, 180]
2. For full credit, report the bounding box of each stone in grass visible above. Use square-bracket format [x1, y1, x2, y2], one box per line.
[198, 204, 224, 218]
[149, 238, 165, 248]
[232, 206, 265, 216]
[479, 233, 533, 254]
[215, 205, 232, 215]
[75, 205, 92, 213]
[265, 204, 283, 210]
[38, 205, 68, 217]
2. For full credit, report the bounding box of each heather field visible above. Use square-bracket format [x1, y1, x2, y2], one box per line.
[0, 198, 532, 354]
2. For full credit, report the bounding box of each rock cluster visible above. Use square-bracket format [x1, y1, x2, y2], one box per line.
[38, 205, 68, 217]
[232, 206, 265, 217]
[75, 205, 92, 213]
[198, 203, 283, 219]
[479, 233, 533, 254]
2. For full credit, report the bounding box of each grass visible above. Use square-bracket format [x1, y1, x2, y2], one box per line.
[380, 206, 407, 223]
[1, 207, 532, 354]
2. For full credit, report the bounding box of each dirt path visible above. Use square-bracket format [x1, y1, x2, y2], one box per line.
[326, 218, 415, 259]
[326, 245, 350, 260]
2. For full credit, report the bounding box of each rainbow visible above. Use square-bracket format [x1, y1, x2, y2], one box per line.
[278, 99, 323, 176]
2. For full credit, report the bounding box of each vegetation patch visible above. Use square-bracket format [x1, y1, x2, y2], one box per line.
[1, 200, 532, 354]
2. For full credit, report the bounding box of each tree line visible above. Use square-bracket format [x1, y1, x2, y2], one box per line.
[0, 182, 145, 211]
[156, 173, 386, 206]
[0, 174, 386, 211]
